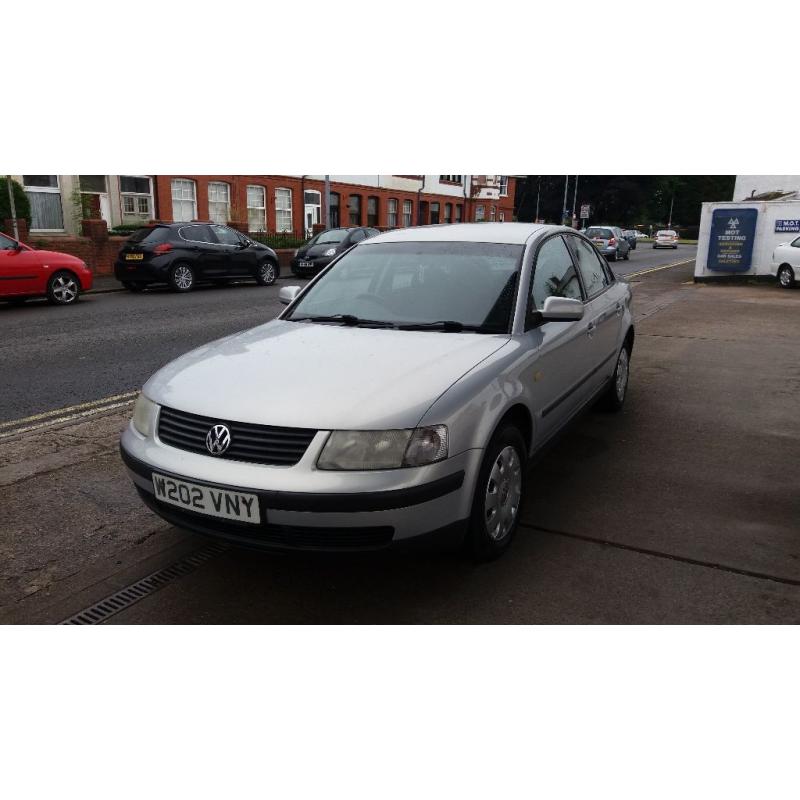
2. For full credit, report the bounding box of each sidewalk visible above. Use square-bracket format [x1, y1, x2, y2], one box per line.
[87, 275, 124, 294]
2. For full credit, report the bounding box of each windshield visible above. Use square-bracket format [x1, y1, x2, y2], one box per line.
[128, 226, 169, 244]
[313, 229, 348, 245]
[586, 227, 614, 239]
[286, 241, 523, 332]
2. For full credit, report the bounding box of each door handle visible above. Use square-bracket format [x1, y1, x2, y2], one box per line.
[615, 302, 623, 316]
[587, 321, 597, 337]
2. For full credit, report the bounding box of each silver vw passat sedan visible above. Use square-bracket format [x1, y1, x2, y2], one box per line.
[121, 223, 633, 560]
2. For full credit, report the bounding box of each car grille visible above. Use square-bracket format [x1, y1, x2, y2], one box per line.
[157, 406, 317, 466]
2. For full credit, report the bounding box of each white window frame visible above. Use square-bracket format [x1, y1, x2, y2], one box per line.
[490, 206, 497, 221]
[499, 176, 509, 196]
[120, 175, 153, 220]
[439, 175, 462, 184]
[23, 175, 63, 232]
[171, 178, 197, 222]
[247, 185, 267, 232]
[402, 199, 412, 227]
[387, 198, 398, 227]
[208, 181, 231, 224]
[275, 187, 293, 233]
[475, 205, 485, 222]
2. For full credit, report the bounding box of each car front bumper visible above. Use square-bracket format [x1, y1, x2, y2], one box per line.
[290, 257, 332, 276]
[120, 424, 480, 552]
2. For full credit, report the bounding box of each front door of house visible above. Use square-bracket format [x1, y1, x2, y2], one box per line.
[304, 191, 322, 237]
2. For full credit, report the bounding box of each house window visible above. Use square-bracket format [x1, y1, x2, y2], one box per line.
[23, 175, 63, 230]
[475, 205, 485, 222]
[439, 175, 463, 184]
[444, 203, 452, 224]
[387, 198, 398, 227]
[430, 202, 440, 224]
[171, 178, 197, 222]
[120, 176, 153, 220]
[499, 211, 505, 222]
[455, 204, 463, 223]
[208, 181, 230, 224]
[275, 188, 293, 232]
[247, 185, 266, 232]
[329, 192, 340, 227]
[402, 199, 412, 227]
[367, 196, 379, 227]
[499, 176, 509, 196]
[348, 194, 362, 226]
[490, 206, 496, 221]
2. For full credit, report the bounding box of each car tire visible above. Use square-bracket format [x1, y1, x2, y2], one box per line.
[653, 244, 657, 249]
[599, 340, 631, 412]
[169, 263, 195, 292]
[256, 260, 278, 286]
[623, 250, 630, 261]
[122, 281, 147, 292]
[610, 252, 618, 261]
[47, 270, 81, 305]
[466, 424, 527, 562]
[777, 264, 796, 289]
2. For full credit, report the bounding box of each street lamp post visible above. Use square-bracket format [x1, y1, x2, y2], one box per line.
[562, 175, 569, 225]
[6, 176, 18, 240]
[571, 174, 579, 227]
[668, 194, 674, 229]
[324, 175, 331, 229]
[535, 176, 541, 223]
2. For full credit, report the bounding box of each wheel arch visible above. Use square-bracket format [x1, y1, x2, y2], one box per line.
[491, 403, 534, 458]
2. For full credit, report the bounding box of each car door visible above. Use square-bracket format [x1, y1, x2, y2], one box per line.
[522, 234, 592, 445]
[212, 224, 254, 277]
[566, 234, 622, 395]
[178, 225, 219, 278]
[0, 234, 41, 296]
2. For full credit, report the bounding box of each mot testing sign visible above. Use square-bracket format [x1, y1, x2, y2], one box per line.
[775, 219, 800, 233]
[707, 208, 758, 272]
[580, 204, 590, 219]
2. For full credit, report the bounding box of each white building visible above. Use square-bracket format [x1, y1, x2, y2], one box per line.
[695, 175, 800, 281]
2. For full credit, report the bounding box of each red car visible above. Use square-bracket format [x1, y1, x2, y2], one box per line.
[0, 232, 93, 305]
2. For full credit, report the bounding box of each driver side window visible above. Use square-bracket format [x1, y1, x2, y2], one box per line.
[0, 234, 18, 250]
[530, 235, 583, 310]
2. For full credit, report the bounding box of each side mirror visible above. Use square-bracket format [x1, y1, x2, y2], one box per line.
[541, 296, 584, 321]
[279, 286, 301, 305]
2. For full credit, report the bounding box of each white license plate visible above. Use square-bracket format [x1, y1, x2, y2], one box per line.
[152, 473, 261, 524]
[298, 261, 314, 268]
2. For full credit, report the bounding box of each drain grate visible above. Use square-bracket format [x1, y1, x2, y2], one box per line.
[61, 542, 228, 625]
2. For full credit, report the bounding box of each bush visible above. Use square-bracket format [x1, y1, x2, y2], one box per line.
[250, 231, 310, 249]
[109, 224, 146, 236]
[0, 178, 32, 230]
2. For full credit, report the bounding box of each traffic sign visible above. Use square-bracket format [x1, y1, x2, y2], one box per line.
[580, 204, 590, 219]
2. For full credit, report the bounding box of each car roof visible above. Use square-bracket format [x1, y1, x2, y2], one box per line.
[362, 222, 559, 246]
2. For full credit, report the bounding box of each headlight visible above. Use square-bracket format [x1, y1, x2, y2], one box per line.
[293, 249, 299, 256]
[317, 426, 448, 470]
[131, 393, 158, 437]
[324, 248, 337, 256]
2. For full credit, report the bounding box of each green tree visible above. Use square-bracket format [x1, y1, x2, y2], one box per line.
[0, 177, 32, 230]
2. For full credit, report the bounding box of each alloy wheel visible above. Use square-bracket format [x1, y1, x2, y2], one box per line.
[616, 347, 630, 402]
[52, 275, 78, 303]
[779, 267, 793, 288]
[484, 445, 522, 541]
[173, 265, 193, 290]
[259, 263, 276, 284]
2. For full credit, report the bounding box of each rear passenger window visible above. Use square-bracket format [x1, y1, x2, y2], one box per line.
[569, 236, 610, 298]
[531, 235, 583, 310]
[212, 225, 241, 245]
[179, 225, 214, 243]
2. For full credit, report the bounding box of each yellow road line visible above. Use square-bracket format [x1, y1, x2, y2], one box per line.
[0, 391, 138, 431]
[624, 258, 695, 279]
[0, 399, 136, 440]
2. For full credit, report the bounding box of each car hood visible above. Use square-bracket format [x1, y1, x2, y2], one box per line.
[301, 243, 341, 257]
[30, 249, 86, 265]
[144, 320, 511, 430]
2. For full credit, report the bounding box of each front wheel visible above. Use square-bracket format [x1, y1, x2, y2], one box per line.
[169, 263, 195, 292]
[256, 260, 277, 286]
[623, 250, 630, 261]
[467, 425, 526, 561]
[777, 265, 795, 289]
[599, 343, 631, 412]
[47, 271, 80, 305]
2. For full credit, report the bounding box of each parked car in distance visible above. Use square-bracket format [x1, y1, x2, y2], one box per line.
[653, 230, 678, 249]
[0, 232, 93, 305]
[114, 223, 280, 292]
[585, 226, 631, 261]
[634, 231, 648, 240]
[772, 236, 800, 289]
[121, 223, 634, 561]
[622, 230, 638, 250]
[291, 227, 380, 277]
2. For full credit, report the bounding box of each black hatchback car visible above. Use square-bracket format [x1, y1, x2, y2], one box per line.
[290, 227, 380, 277]
[114, 222, 280, 292]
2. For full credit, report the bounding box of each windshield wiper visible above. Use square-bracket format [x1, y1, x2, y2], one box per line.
[398, 320, 506, 333]
[291, 314, 396, 328]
